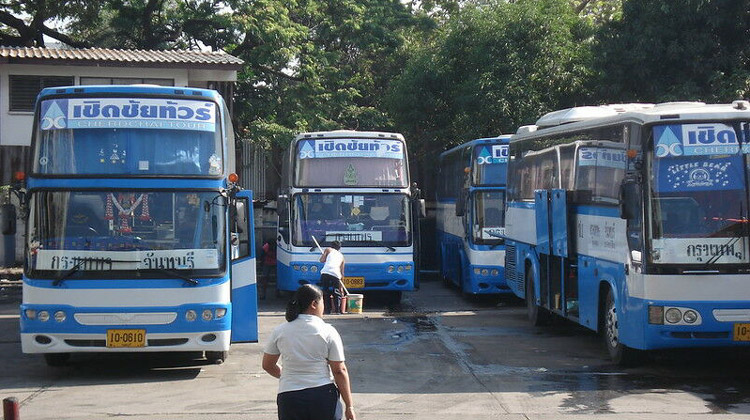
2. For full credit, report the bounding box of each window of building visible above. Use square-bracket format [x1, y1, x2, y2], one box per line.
[9, 75, 74, 112]
[79, 77, 174, 86]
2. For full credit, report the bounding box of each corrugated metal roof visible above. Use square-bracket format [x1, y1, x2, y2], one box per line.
[0, 46, 244, 68]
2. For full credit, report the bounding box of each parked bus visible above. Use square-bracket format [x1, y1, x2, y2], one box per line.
[505, 102, 750, 363]
[277, 131, 424, 303]
[6, 85, 258, 366]
[436, 136, 511, 296]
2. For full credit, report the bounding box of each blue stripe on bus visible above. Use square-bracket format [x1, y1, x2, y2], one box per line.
[24, 276, 229, 289]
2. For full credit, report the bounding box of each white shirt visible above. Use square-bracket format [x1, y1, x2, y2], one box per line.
[264, 314, 346, 393]
[321, 249, 344, 279]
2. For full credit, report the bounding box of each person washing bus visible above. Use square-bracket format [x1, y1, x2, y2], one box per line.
[319, 241, 345, 314]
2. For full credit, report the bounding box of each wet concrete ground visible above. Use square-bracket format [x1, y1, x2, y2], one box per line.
[1, 278, 749, 419]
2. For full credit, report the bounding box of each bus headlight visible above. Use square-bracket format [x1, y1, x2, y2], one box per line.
[38, 311, 50, 322]
[387, 265, 395, 273]
[202, 309, 213, 321]
[293, 265, 300, 271]
[665, 308, 682, 324]
[215, 308, 227, 319]
[186, 310, 197, 322]
[491, 269, 499, 276]
[683, 310, 698, 324]
[474, 268, 481, 275]
[301, 265, 308, 272]
[481, 269, 489, 276]
[25, 309, 37, 320]
[405, 265, 412, 271]
[54, 311, 66, 323]
[397, 266, 404, 273]
[311, 266, 318, 273]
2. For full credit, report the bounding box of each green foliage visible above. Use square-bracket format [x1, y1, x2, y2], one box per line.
[594, 0, 750, 102]
[388, 0, 594, 156]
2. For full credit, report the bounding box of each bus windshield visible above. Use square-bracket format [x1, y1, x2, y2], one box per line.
[292, 193, 410, 247]
[27, 190, 227, 278]
[294, 138, 407, 187]
[649, 123, 750, 265]
[34, 97, 223, 176]
[472, 191, 505, 244]
[472, 144, 508, 186]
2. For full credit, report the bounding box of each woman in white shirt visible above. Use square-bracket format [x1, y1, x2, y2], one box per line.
[262, 284, 356, 420]
[319, 240, 345, 314]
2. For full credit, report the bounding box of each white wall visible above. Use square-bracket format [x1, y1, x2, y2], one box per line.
[0, 63, 236, 146]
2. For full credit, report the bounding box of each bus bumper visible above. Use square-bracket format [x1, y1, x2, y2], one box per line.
[626, 299, 750, 350]
[465, 265, 511, 295]
[20, 303, 231, 353]
[277, 261, 415, 292]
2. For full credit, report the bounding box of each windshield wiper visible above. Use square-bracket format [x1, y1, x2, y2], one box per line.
[385, 246, 396, 252]
[703, 236, 743, 267]
[52, 260, 86, 286]
[151, 268, 198, 285]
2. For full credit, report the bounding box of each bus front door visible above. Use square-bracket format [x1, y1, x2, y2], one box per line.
[230, 190, 259, 342]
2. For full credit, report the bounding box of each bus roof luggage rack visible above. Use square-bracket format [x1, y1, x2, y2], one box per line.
[534, 103, 654, 128]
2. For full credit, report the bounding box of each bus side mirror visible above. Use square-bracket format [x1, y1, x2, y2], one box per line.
[620, 181, 641, 220]
[418, 199, 426, 218]
[277, 195, 288, 216]
[0, 204, 16, 235]
[455, 189, 467, 217]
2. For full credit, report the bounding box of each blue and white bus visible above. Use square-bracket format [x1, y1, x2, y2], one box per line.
[276, 131, 423, 303]
[505, 102, 750, 363]
[436, 136, 511, 296]
[9, 85, 258, 366]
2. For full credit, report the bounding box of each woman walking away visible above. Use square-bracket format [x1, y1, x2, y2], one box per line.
[262, 284, 356, 420]
[320, 241, 345, 314]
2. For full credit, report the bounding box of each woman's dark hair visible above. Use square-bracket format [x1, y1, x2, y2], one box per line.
[286, 284, 323, 322]
[331, 240, 341, 250]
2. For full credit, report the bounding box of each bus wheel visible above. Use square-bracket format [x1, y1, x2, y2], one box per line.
[44, 353, 70, 367]
[205, 351, 228, 364]
[526, 270, 549, 326]
[388, 291, 403, 305]
[603, 289, 641, 366]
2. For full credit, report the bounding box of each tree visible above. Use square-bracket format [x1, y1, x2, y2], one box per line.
[594, 0, 750, 102]
[387, 0, 594, 194]
[0, 0, 101, 47]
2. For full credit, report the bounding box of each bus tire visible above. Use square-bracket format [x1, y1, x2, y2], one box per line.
[388, 291, 402, 305]
[526, 270, 550, 326]
[44, 353, 70, 367]
[603, 288, 641, 366]
[205, 351, 228, 364]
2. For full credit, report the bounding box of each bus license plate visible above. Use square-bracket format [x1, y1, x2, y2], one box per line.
[107, 329, 146, 348]
[733, 323, 750, 341]
[342, 277, 365, 289]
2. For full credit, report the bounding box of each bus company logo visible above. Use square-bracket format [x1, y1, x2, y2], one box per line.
[305, 139, 404, 159]
[657, 123, 750, 157]
[476, 145, 508, 165]
[654, 126, 684, 157]
[40, 100, 68, 130]
[298, 140, 315, 159]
